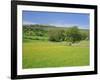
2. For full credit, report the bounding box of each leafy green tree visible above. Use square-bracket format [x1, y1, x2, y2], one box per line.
[80, 31, 89, 40]
[48, 29, 65, 42]
[66, 26, 81, 43]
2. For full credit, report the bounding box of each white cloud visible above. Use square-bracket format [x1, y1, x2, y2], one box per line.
[23, 21, 37, 25]
[49, 23, 89, 29]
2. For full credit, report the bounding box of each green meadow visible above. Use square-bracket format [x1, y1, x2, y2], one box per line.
[22, 40, 89, 69]
[22, 24, 90, 69]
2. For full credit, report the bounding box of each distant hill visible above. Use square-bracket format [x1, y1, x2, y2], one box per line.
[23, 24, 89, 42]
[23, 24, 89, 31]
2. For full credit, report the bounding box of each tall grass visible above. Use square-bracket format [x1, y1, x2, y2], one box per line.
[22, 40, 89, 69]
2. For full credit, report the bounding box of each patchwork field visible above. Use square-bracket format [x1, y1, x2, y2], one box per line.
[22, 40, 89, 69]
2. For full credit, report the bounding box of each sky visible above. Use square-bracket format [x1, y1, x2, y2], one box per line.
[22, 11, 90, 29]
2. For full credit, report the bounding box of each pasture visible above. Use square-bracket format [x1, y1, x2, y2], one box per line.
[22, 40, 89, 69]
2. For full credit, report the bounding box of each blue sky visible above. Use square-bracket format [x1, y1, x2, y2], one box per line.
[22, 11, 90, 29]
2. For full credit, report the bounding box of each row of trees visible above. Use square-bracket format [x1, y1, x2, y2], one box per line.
[23, 25, 89, 43]
[48, 26, 89, 43]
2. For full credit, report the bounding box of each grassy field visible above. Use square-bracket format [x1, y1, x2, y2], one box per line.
[22, 40, 90, 69]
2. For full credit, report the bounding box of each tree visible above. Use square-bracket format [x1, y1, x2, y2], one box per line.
[66, 26, 81, 43]
[48, 29, 65, 42]
[80, 31, 89, 40]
